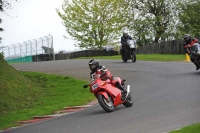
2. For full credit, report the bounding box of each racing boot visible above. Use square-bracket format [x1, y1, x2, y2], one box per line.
[196, 65, 199, 70]
[115, 82, 127, 100]
[193, 61, 199, 70]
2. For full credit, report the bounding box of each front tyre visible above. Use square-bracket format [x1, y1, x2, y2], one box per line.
[121, 54, 128, 63]
[131, 52, 136, 62]
[97, 94, 114, 112]
[122, 58, 128, 62]
[123, 93, 133, 107]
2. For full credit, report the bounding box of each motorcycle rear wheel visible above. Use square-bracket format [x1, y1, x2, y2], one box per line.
[123, 93, 133, 107]
[97, 94, 114, 112]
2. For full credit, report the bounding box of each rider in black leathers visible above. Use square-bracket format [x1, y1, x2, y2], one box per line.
[120, 30, 133, 58]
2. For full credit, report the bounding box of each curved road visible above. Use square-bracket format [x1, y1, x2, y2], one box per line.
[3, 60, 200, 133]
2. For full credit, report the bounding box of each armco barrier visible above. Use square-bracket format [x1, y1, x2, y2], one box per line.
[6, 56, 33, 63]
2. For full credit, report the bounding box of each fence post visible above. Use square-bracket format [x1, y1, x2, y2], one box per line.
[45, 36, 49, 54]
[49, 34, 55, 61]
[8, 47, 10, 58]
[12, 44, 16, 58]
[19, 43, 22, 57]
[24, 42, 28, 56]
[28, 41, 32, 56]
[40, 38, 43, 54]
[34, 39, 38, 61]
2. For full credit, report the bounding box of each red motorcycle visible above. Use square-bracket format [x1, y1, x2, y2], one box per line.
[83, 76, 133, 112]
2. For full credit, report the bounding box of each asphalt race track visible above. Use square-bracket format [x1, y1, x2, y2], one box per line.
[3, 59, 200, 133]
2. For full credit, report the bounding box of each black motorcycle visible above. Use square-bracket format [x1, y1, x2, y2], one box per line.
[120, 39, 137, 63]
[190, 43, 200, 69]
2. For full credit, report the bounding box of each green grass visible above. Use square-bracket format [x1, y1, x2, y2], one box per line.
[168, 123, 200, 133]
[0, 57, 95, 130]
[77, 54, 186, 62]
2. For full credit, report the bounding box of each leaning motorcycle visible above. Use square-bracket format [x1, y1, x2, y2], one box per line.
[190, 43, 200, 69]
[120, 39, 137, 63]
[83, 74, 133, 112]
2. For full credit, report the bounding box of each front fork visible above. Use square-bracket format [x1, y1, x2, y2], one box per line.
[129, 49, 135, 57]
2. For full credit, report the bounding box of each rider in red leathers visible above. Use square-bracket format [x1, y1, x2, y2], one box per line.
[183, 34, 200, 70]
[87, 59, 127, 94]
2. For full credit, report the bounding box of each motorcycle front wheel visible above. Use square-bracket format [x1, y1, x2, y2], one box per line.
[122, 58, 128, 62]
[123, 93, 133, 107]
[97, 94, 114, 112]
[121, 55, 128, 62]
[131, 52, 136, 62]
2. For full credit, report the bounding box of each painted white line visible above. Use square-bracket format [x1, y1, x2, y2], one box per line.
[64, 105, 92, 109]
[16, 69, 53, 74]
[163, 128, 181, 133]
[16, 69, 31, 71]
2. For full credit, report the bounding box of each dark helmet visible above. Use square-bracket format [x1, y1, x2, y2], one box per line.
[123, 30, 128, 37]
[88, 59, 99, 72]
[184, 34, 191, 42]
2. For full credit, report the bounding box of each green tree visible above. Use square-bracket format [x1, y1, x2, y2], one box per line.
[128, 0, 180, 45]
[0, 0, 18, 43]
[57, 0, 130, 49]
[178, 1, 200, 38]
[0, 18, 3, 43]
[0, 0, 4, 43]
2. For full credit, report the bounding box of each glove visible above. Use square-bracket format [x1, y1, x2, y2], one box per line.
[99, 72, 106, 78]
[83, 84, 89, 89]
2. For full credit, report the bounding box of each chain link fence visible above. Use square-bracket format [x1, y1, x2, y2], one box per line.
[0, 35, 54, 61]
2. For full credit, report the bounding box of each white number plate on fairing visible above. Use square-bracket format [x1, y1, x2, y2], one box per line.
[92, 83, 98, 90]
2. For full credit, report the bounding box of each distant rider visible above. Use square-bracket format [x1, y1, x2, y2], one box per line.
[120, 30, 133, 58]
[183, 34, 200, 70]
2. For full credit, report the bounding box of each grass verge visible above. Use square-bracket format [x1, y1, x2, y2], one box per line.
[77, 54, 186, 62]
[0, 71, 94, 130]
[168, 123, 200, 133]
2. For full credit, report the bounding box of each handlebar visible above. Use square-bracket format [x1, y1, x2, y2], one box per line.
[83, 84, 89, 88]
[83, 78, 111, 89]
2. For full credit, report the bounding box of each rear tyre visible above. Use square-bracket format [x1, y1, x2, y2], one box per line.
[123, 93, 133, 107]
[97, 94, 114, 112]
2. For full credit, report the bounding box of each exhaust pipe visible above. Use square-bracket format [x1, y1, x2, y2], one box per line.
[127, 85, 130, 94]
[123, 85, 130, 101]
